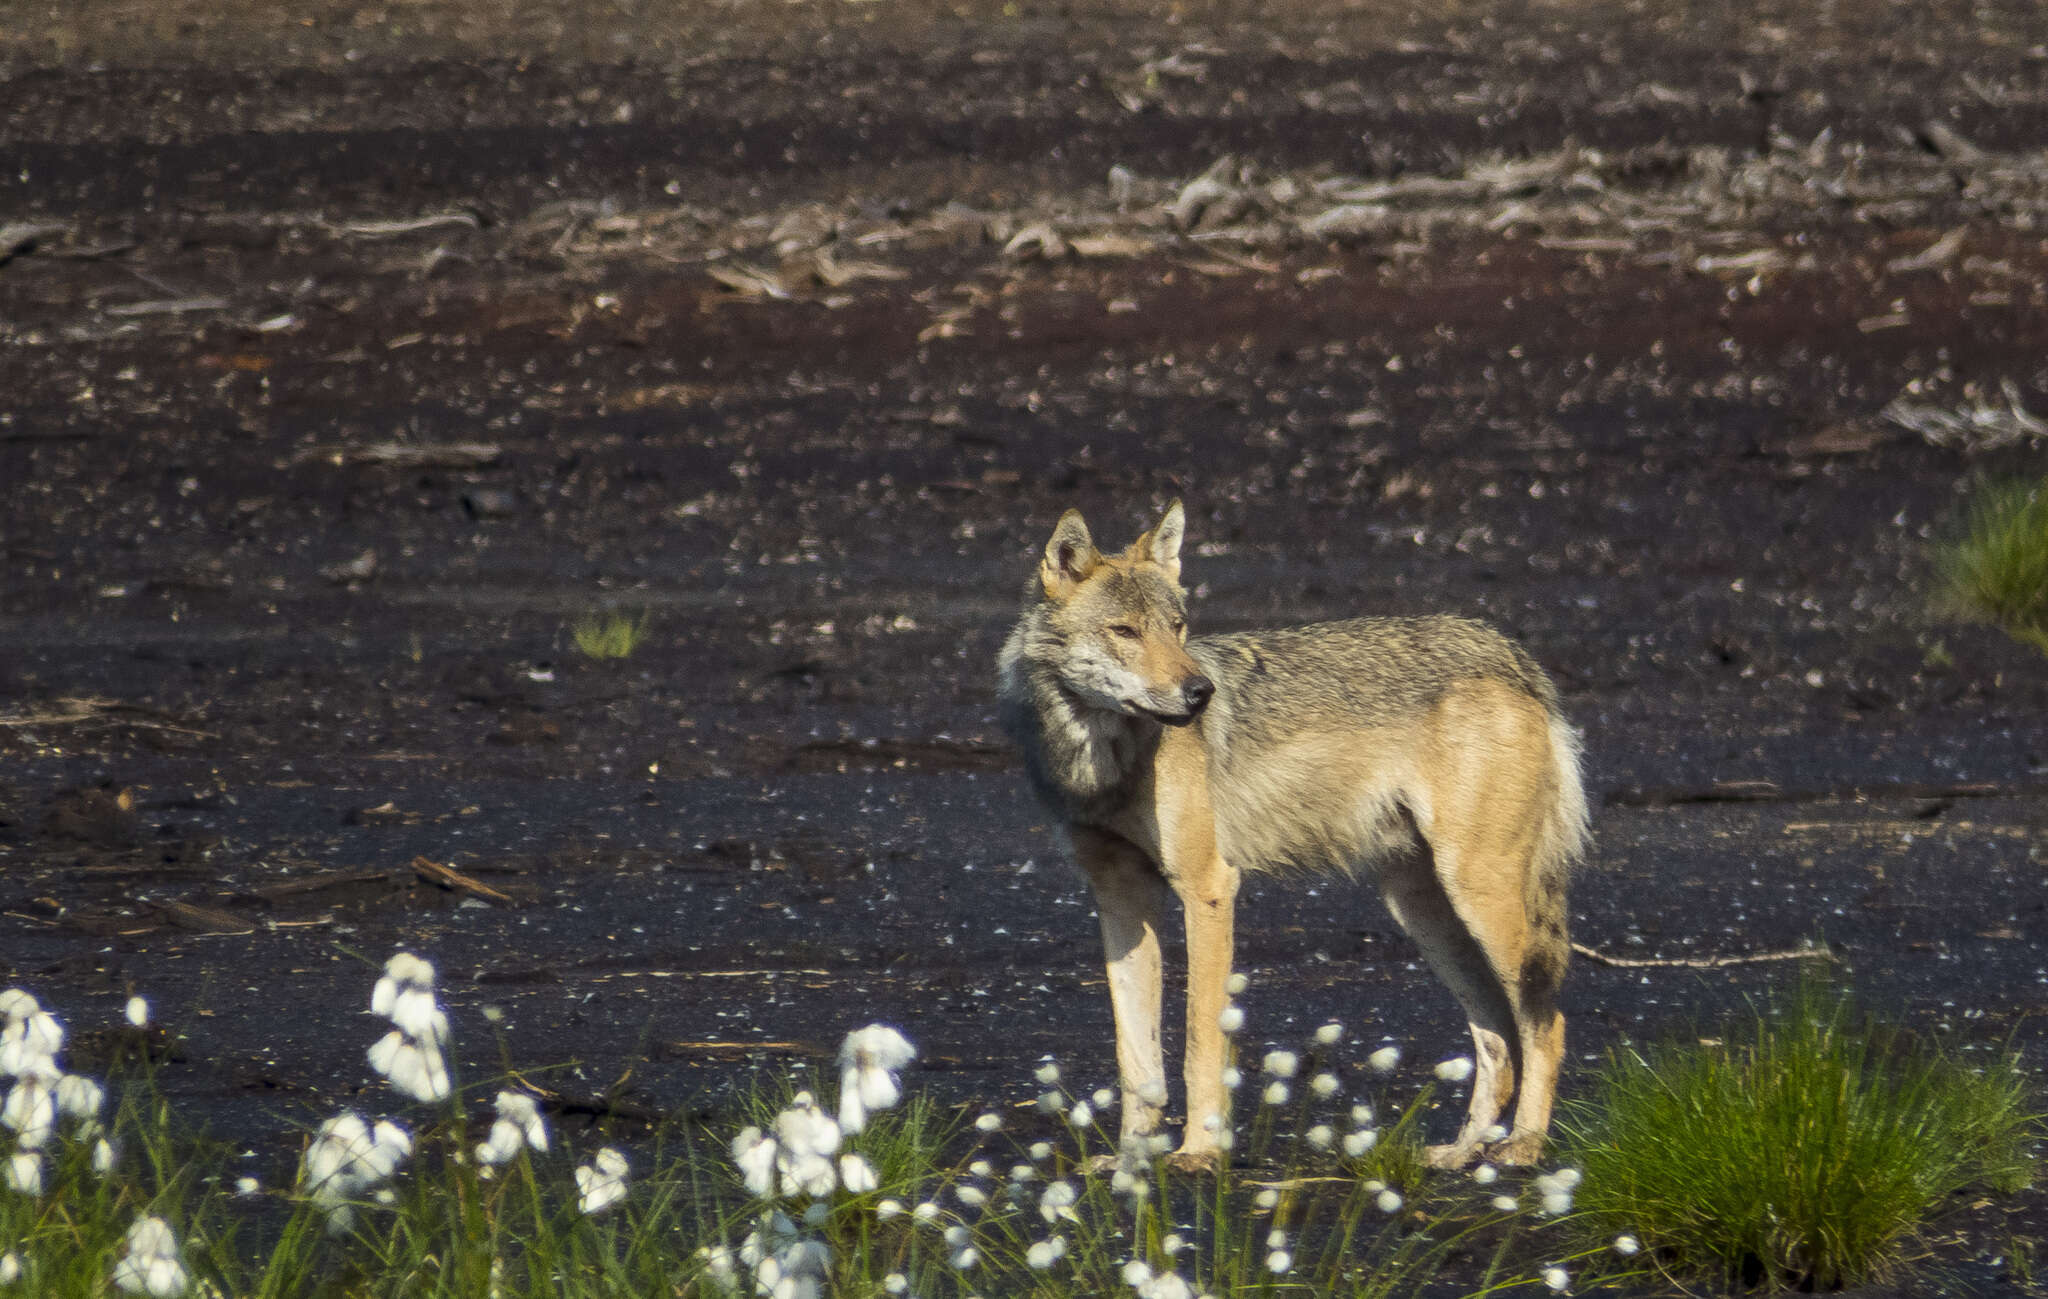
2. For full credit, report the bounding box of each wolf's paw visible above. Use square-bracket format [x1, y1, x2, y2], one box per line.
[1483, 1130, 1548, 1167]
[1424, 1141, 1480, 1170]
[1164, 1146, 1221, 1176]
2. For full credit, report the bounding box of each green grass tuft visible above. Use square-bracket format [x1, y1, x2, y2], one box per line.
[1938, 475, 2048, 654]
[1557, 984, 2040, 1292]
[570, 610, 649, 660]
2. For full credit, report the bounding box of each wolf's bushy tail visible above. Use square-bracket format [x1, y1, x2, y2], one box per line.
[1523, 711, 1589, 997]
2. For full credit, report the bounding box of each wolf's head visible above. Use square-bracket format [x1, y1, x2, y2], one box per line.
[1029, 500, 1214, 725]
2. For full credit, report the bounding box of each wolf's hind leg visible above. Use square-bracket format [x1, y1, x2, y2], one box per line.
[1072, 828, 1172, 1143]
[1374, 848, 1521, 1170]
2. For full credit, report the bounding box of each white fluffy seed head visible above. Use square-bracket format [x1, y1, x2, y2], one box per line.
[975, 1113, 1003, 1133]
[1433, 1056, 1474, 1083]
[1377, 1189, 1403, 1213]
[1492, 1194, 1520, 1212]
[1367, 1046, 1401, 1072]
[1613, 1235, 1641, 1256]
[1260, 1081, 1289, 1106]
[1313, 1022, 1342, 1045]
[1033, 1061, 1061, 1085]
[1542, 1265, 1570, 1292]
[1472, 1163, 1499, 1185]
[1341, 1129, 1377, 1158]
[1218, 1005, 1244, 1034]
[1260, 1050, 1298, 1079]
[1305, 1124, 1334, 1150]
[1310, 1072, 1339, 1098]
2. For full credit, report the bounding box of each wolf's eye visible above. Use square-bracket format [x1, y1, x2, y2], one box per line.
[1171, 619, 1186, 635]
[1109, 624, 1141, 640]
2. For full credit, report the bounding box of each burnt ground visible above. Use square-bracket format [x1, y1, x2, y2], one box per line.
[3, 0, 2048, 1290]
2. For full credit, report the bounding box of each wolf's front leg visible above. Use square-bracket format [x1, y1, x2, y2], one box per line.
[1073, 828, 1172, 1144]
[1172, 854, 1240, 1171]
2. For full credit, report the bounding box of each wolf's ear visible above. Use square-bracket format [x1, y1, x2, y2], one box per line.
[1040, 509, 1100, 598]
[1133, 498, 1185, 582]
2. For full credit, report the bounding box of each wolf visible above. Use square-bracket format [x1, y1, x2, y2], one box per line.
[997, 500, 1587, 1170]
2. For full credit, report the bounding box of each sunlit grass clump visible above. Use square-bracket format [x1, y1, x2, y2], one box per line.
[1558, 985, 2039, 1292]
[1939, 475, 2048, 654]
[570, 609, 649, 660]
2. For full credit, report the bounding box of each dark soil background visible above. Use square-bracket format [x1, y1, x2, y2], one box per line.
[2, 1, 2046, 1291]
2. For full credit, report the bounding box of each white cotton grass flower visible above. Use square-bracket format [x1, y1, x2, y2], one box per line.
[1542, 1264, 1570, 1292]
[1010, 1162, 1037, 1183]
[125, 996, 150, 1029]
[1025, 1237, 1066, 1269]
[0, 1010, 62, 1080]
[1221, 1066, 1242, 1091]
[366, 1030, 451, 1104]
[1028, 1141, 1053, 1162]
[1217, 1005, 1245, 1034]
[1313, 1021, 1343, 1045]
[956, 1183, 988, 1208]
[477, 1090, 548, 1165]
[1, 1069, 57, 1148]
[55, 1073, 104, 1121]
[0, 1250, 17, 1283]
[1261, 1081, 1289, 1106]
[1067, 1101, 1093, 1128]
[235, 1176, 260, 1196]
[1342, 1128, 1377, 1158]
[1481, 1123, 1510, 1144]
[1122, 1259, 1153, 1286]
[874, 1198, 905, 1221]
[1491, 1194, 1519, 1212]
[1472, 1163, 1498, 1185]
[1261, 1050, 1298, 1078]
[575, 1146, 630, 1216]
[93, 1137, 117, 1174]
[942, 1224, 970, 1249]
[949, 1246, 978, 1270]
[1226, 972, 1249, 995]
[1433, 1056, 1475, 1083]
[4, 1150, 42, 1196]
[1034, 1061, 1061, 1085]
[1039, 1179, 1078, 1224]
[838, 1153, 878, 1194]
[732, 1127, 779, 1198]
[1350, 1102, 1374, 1125]
[974, 1112, 1003, 1133]
[299, 1112, 411, 1232]
[968, 1159, 994, 1178]
[1265, 1250, 1292, 1275]
[772, 1094, 842, 1197]
[1613, 1234, 1642, 1256]
[837, 1024, 916, 1134]
[1306, 1124, 1334, 1150]
[1253, 1188, 1280, 1209]
[1265, 1228, 1287, 1250]
[1162, 1232, 1187, 1255]
[1090, 1087, 1114, 1110]
[110, 1215, 188, 1297]
[366, 954, 451, 1103]
[912, 1200, 941, 1223]
[1310, 1072, 1339, 1098]
[1376, 1188, 1403, 1213]
[882, 1273, 908, 1295]
[1037, 1091, 1066, 1114]
[1367, 1045, 1401, 1072]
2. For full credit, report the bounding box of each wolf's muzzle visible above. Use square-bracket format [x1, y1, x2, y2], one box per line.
[1181, 675, 1214, 714]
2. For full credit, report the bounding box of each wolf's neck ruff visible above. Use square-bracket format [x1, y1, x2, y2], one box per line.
[997, 621, 1163, 826]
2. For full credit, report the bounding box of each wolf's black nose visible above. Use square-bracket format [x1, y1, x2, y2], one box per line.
[1182, 676, 1214, 712]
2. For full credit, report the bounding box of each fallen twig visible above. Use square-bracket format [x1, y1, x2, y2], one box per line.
[1571, 941, 1835, 969]
[411, 856, 517, 907]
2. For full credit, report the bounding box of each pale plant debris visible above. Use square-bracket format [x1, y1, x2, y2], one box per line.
[1883, 378, 2048, 452]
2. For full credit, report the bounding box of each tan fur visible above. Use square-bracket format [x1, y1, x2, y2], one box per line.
[998, 501, 1587, 1169]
